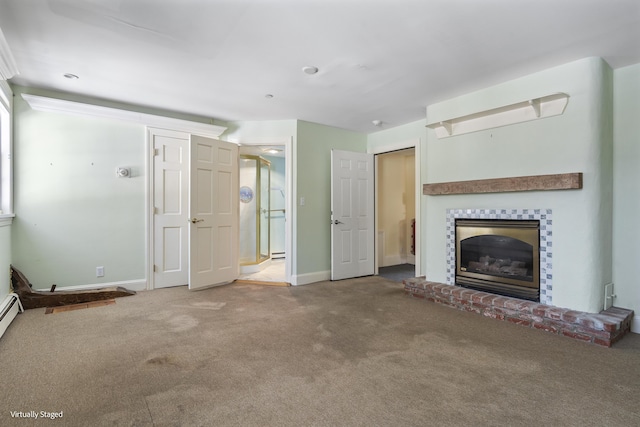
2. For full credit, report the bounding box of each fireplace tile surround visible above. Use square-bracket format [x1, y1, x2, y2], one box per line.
[446, 208, 553, 305]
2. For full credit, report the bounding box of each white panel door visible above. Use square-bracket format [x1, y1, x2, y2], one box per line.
[152, 129, 189, 288]
[331, 149, 375, 280]
[188, 135, 239, 290]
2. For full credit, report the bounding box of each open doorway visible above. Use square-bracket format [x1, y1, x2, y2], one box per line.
[237, 144, 288, 283]
[376, 148, 416, 283]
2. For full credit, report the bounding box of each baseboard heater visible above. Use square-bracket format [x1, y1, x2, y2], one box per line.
[0, 293, 24, 340]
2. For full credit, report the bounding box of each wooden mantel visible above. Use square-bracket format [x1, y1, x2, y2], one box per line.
[423, 173, 582, 196]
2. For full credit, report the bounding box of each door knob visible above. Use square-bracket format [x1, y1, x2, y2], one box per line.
[188, 218, 204, 224]
[332, 219, 344, 225]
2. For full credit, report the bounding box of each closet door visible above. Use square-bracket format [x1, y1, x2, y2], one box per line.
[330, 149, 374, 280]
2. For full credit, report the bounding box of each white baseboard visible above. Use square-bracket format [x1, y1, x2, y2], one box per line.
[1, 293, 23, 339]
[36, 279, 147, 293]
[631, 317, 640, 335]
[292, 270, 331, 286]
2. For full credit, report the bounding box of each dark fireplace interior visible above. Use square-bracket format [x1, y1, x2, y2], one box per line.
[456, 219, 540, 301]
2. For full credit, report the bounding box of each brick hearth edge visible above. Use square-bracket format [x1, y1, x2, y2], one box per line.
[404, 278, 634, 347]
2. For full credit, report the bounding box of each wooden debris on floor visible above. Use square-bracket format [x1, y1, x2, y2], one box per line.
[45, 299, 116, 314]
[10, 265, 136, 310]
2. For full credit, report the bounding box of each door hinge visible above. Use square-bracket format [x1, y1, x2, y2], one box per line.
[153, 207, 158, 215]
[153, 264, 157, 272]
[153, 148, 160, 156]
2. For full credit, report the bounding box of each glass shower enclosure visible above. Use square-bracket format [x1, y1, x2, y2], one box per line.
[239, 155, 270, 267]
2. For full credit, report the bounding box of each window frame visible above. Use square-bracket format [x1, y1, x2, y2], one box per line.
[0, 79, 13, 223]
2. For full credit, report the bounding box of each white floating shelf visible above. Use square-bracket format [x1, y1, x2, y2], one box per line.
[426, 92, 569, 139]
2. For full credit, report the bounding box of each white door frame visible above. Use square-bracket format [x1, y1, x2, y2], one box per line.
[228, 136, 294, 285]
[369, 138, 422, 278]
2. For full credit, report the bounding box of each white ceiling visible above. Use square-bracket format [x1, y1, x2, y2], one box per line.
[1, 0, 639, 133]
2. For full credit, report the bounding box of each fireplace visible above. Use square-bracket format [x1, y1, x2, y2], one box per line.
[455, 219, 540, 301]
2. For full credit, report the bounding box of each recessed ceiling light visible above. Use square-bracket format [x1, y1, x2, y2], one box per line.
[262, 147, 282, 154]
[372, 120, 382, 127]
[63, 73, 79, 79]
[302, 66, 319, 75]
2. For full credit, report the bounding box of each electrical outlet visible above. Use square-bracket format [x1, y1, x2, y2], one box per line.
[96, 266, 105, 277]
[604, 283, 614, 310]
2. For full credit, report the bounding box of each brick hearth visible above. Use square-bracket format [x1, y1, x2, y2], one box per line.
[404, 278, 633, 347]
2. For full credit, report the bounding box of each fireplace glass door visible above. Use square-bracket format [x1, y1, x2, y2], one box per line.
[456, 220, 540, 301]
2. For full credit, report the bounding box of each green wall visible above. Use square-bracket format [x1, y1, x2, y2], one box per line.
[11, 87, 147, 288]
[613, 63, 640, 332]
[295, 120, 366, 280]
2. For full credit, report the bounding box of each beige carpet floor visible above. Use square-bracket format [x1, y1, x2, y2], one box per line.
[1, 276, 639, 427]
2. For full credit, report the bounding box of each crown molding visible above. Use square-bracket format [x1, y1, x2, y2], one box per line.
[0, 27, 19, 80]
[21, 94, 227, 138]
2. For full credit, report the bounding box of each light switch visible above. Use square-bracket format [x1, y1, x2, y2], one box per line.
[300, 197, 305, 206]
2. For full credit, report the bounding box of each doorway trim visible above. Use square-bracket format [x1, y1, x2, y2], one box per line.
[228, 136, 294, 286]
[369, 138, 422, 278]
